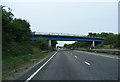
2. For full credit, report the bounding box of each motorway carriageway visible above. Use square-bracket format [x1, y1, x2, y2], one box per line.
[17, 49, 118, 81]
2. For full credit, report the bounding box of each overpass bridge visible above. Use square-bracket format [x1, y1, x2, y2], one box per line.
[30, 32, 105, 47]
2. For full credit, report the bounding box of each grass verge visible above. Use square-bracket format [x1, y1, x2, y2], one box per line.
[2, 47, 54, 80]
[76, 48, 120, 56]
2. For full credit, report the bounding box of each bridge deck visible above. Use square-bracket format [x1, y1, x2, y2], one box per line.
[34, 34, 104, 40]
[31, 34, 104, 42]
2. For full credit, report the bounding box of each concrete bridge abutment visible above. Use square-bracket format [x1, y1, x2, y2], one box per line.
[92, 41, 95, 47]
[48, 40, 52, 47]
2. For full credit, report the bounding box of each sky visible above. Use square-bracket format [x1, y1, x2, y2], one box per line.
[1, 0, 119, 46]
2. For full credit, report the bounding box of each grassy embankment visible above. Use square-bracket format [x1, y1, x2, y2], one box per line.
[75, 47, 120, 55]
[2, 47, 54, 80]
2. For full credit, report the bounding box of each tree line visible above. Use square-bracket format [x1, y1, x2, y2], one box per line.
[2, 6, 57, 59]
[64, 32, 120, 49]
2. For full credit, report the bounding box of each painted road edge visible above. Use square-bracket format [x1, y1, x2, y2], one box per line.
[24, 52, 57, 82]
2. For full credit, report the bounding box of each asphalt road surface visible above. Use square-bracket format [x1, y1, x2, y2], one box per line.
[18, 49, 118, 81]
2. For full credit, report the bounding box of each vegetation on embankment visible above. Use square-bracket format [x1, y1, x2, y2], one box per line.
[3, 47, 54, 80]
[2, 6, 57, 80]
[75, 48, 120, 55]
[64, 32, 120, 49]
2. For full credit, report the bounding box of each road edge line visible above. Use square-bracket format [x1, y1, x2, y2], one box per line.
[24, 52, 57, 82]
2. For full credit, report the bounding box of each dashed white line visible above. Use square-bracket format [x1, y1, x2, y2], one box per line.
[25, 52, 57, 82]
[75, 56, 77, 58]
[84, 61, 90, 65]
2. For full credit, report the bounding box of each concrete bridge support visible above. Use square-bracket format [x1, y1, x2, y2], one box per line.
[92, 41, 95, 47]
[49, 40, 52, 47]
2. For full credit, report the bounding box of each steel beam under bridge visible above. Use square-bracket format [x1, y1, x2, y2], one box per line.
[30, 36, 104, 47]
[30, 36, 104, 42]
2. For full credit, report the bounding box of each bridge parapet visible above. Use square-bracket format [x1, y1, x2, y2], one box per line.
[35, 32, 85, 36]
[33, 32, 105, 39]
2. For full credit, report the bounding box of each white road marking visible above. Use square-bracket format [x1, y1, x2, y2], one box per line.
[74, 50, 119, 59]
[75, 56, 77, 58]
[71, 53, 72, 55]
[25, 52, 57, 82]
[84, 61, 90, 65]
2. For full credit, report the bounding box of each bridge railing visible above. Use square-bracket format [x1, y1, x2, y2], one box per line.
[87, 36, 105, 39]
[33, 32, 105, 39]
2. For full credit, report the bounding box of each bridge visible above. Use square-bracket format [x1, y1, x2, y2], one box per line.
[30, 32, 104, 47]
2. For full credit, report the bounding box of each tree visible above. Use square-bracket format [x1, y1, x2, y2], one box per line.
[51, 40, 58, 48]
[2, 6, 15, 43]
[2, 6, 33, 58]
[11, 18, 31, 42]
[2, 6, 32, 43]
[36, 37, 49, 50]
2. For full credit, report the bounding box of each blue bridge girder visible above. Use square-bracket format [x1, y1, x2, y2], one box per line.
[30, 36, 104, 42]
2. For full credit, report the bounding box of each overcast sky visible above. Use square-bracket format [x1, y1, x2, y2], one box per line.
[1, 0, 118, 46]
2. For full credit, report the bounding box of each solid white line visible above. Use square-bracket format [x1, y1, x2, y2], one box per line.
[84, 61, 90, 65]
[25, 52, 57, 82]
[75, 56, 77, 58]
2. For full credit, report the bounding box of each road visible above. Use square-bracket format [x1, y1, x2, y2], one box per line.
[18, 49, 118, 81]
